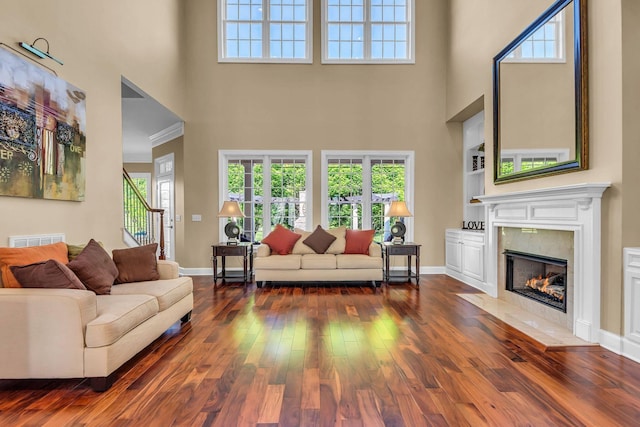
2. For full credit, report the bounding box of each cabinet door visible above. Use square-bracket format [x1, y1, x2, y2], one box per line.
[461, 242, 484, 281]
[445, 238, 462, 273]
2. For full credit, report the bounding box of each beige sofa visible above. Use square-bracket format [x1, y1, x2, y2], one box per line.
[254, 227, 383, 287]
[0, 260, 193, 391]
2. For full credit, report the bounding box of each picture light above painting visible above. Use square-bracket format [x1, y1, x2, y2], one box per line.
[0, 47, 86, 201]
[493, 0, 588, 183]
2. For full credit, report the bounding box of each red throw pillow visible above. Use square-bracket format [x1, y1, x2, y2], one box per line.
[261, 224, 302, 255]
[344, 229, 375, 255]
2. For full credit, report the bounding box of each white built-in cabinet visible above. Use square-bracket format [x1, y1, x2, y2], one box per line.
[445, 111, 486, 290]
[463, 111, 485, 223]
[445, 229, 485, 289]
[624, 248, 640, 345]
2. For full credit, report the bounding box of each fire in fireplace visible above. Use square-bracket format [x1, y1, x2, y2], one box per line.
[504, 250, 567, 312]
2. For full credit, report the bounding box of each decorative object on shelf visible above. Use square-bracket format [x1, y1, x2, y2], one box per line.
[472, 155, 478, 171]
[19, 37, 64, 65]
[0, 47, 86, 201]
[478, 142, 485, 152]
[385, 201, 413, 244]
[462, 221, 485, 231]
[481, 156, 485, 169]
[218, 201, 244, 245]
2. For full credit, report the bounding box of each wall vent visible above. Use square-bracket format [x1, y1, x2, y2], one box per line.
[9, 233, 66, 248]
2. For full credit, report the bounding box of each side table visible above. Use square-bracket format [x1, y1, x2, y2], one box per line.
[381, 242, 421, 287]
[212, 242, 253, 289]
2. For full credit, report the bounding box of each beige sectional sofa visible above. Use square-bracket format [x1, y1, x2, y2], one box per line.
[254, 227, 383, 287]
[0, 260, 193, 391]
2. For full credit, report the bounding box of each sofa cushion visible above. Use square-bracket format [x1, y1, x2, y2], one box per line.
[0, 242, 69, 288]
[254, 254, 301, 270]
[10, 259, 86, 290]
[326, 226, 347, 254]
[67, 239, 119, 295]
[336, 254, 383, 269]
[300, 254, 337, 270]
[261, 224, 302, 255]
[303, 226, 337, 254]
[291, 229, 315, 255]
[112, 243, 160, 284]
[344, 229, 375, 255]
[85, 294, 159, 348]
[110, 277, 193, 312]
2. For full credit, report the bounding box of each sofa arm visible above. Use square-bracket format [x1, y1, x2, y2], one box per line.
[256, 244, 271, 257]
[0, 288, 97, 379]
[368, 243, 382, 258]
[157, 260, 179, 279]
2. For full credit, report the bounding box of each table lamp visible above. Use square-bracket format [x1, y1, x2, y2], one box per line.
[385, 201, 412, 244]
[218, 201, 244, 245]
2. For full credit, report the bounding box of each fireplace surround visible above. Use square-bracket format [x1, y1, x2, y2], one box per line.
[478, 183, 610, 343]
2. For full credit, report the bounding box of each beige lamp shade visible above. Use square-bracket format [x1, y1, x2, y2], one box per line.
[217, 201, 245, 218]
[385, 201, 412, 217]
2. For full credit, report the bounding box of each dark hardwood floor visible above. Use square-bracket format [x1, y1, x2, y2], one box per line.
[2, 275, 640, 426]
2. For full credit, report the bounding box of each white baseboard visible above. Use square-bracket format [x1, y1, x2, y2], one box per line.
[180, 267, 213, 276]
[599, 329, 640, 364]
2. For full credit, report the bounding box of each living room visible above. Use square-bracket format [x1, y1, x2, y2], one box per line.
[2, 0, 640, 425]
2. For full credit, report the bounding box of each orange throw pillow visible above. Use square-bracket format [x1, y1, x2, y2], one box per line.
[0, 241, 69, 288]
[344, 229, 375, 255]
[261, 224, 302, 255]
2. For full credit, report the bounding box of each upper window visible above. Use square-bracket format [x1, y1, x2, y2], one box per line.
[506, 10, 565, 62]
[322, 0, 415, 64]
[218, 0, 313, 63]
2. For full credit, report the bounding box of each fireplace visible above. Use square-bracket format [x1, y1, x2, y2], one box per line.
[505, 250, 567, 312]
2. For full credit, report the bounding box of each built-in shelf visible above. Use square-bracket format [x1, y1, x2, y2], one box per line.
[463, 111, 485, 224]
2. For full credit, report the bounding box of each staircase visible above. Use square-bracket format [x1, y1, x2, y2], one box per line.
[122, 169, 166, 259]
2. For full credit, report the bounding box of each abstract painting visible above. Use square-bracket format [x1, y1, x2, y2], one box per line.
[0, 47, 86, 201]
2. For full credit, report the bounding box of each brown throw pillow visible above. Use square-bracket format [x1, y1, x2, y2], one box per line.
[67, 239, 118, 295]
[112, 243, 160, 284]
[303, 225, 337, 254]
[10, 259, 86, 290]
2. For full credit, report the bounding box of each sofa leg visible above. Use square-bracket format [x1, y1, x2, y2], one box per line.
[90, 375, 114, 392]
[181, 310, 192, 323]
[257, 281, 265, 288]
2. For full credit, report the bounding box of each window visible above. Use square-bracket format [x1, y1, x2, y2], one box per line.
[218, 0, 313, 63]
[506, 10, 565, 62]
[220, 151, 312, 242]
[322, 0, 415, 63]
[499, 149, 570, 175]
[321, 151, 414, 242]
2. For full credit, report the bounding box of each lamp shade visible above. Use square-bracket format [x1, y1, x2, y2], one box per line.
[385, 201, 412, 217]
[217, 201, 244, 218]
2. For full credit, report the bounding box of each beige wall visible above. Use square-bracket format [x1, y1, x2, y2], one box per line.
[181, 0, 461, 268]
[448, 0, 634, 334]
[0, 0, 184, 251]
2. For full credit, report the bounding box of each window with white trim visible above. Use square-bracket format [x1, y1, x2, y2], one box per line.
[321, 151, 414, 242]
[499, 148, 570, 175]
[506, 10, 565, 62]
[218, 0, 313, 63]
[220, 151, 312, 242]
[322, 0, 415, 63]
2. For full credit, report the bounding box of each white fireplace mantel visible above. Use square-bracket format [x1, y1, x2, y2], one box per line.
[477, 183, 611, 343]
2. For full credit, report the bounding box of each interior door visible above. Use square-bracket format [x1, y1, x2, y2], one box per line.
[155, 154, 175, 261]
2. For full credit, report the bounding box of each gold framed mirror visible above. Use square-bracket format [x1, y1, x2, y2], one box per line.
[493, 0, 588, 183]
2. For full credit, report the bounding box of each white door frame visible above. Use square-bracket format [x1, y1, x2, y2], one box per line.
[154, 153, 175, 261]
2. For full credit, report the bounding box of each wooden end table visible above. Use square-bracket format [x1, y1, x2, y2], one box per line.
[211, 242, 253, 289]
[381, 242, 421, 288]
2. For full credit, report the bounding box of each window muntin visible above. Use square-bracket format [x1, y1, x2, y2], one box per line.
[221, 151, 312, 243]
[322, 151, 413, 242]
[219, 0, 312, 63]
[323, 0, 414, 63]
[506, 10, 565, 62]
